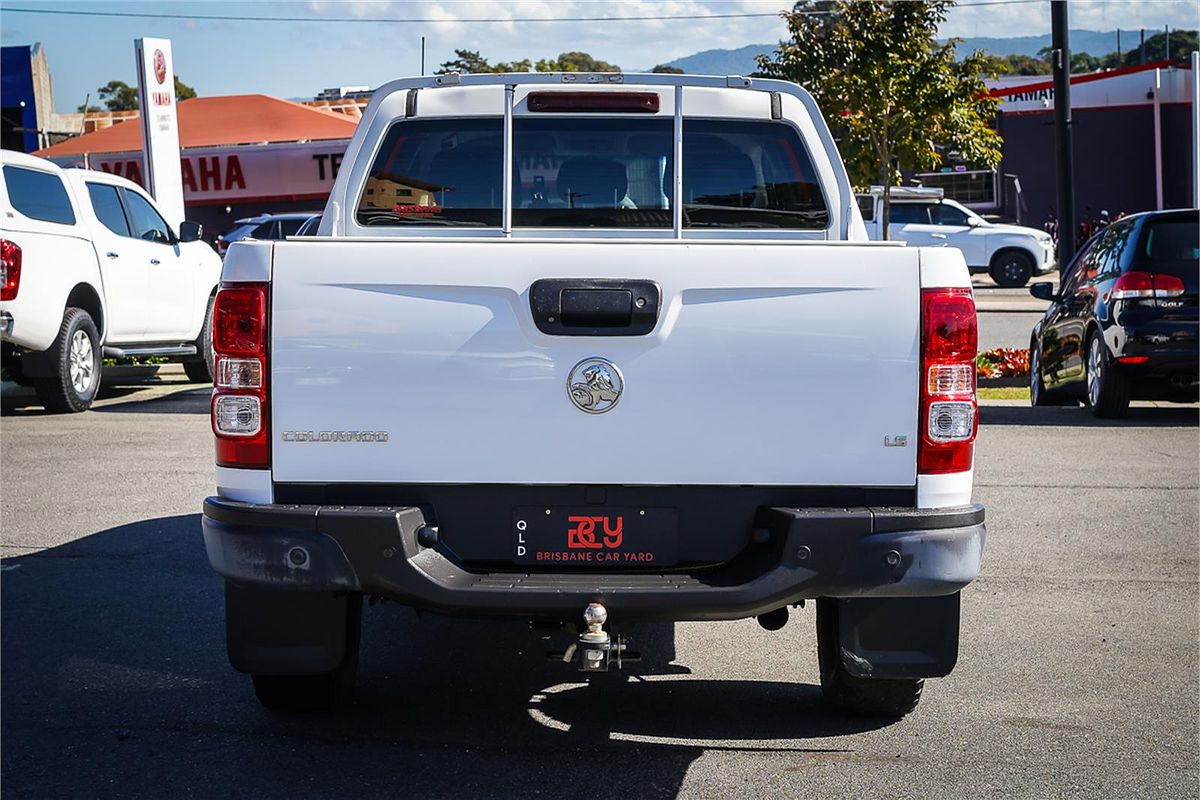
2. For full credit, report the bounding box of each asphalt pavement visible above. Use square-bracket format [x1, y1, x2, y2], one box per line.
[1, 374, 1197, 799]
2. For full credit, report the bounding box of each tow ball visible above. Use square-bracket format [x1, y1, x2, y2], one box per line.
[560, 603, 631, 672]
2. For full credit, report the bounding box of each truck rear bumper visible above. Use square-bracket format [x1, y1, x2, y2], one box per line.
[202, 497, 985, 622]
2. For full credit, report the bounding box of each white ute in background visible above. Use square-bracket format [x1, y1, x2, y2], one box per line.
[0, 150, 221, 412]
[859, 185, 1056, 287]
[202, 73, 987, 718]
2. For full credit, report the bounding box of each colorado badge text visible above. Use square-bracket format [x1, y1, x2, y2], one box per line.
[281, 430, 389, 443]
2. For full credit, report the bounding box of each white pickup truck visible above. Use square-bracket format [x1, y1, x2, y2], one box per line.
[858, 186, 1056, 287]
[0, 150, 221, 411]
[201, 73, 986, 716]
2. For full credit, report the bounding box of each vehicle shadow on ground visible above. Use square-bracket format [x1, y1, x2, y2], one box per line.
[981, 404, 1198, 428]
[90, 386, 211, 414]
[1, 514, 885, 799]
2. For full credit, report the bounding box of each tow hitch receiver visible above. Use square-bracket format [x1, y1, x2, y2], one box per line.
[559, 603, 633, 672]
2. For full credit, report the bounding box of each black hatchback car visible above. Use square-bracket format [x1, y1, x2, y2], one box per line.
[1029, 208, 1198, 417]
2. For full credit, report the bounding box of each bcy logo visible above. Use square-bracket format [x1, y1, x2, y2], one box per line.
[567, 515, 624, 550]
[153, 49, 167, 85]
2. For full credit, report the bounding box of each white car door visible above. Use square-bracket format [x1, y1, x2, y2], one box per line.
[932, 201, 987, 267]
[82, 181, 152, 341]
[120, 189, 194, 341]
[886, 202, 938, 246]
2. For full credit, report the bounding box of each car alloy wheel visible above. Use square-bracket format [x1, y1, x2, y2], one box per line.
[1087, 337, 1103, 407]
[68, 329, 95, 395]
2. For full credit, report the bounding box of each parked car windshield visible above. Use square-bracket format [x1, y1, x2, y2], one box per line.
[1137, 215, 1199, 290]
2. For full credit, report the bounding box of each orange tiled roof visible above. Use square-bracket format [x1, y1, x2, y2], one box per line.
[36, 94, 358, 156]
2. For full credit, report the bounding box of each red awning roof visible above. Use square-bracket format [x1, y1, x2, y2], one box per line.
[36, 94, 358, 157]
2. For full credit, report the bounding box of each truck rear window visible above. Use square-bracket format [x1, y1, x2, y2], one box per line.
[356, 117, 828, 230]
[358, 118, 503, 228]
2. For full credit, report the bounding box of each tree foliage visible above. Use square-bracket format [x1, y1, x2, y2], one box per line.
[93, 76, 197, 111]
[756, 0, 1001, 237]
[983, 29, 1196, 76]
[652, 64, 685, 74]
[435, 49, 619, 75]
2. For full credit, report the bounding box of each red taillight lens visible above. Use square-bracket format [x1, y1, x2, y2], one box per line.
[527, 91, 660, 113]
[1, 239, 22, 301]
[919, 288, 977, 475]
[214, 287, 266, 356]
[211, 282, 269, 468]
[1111, 271, 1186, 300]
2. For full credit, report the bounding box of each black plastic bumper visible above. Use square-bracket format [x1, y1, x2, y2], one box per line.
[202, 497, 985, 622]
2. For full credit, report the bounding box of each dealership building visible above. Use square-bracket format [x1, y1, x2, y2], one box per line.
[34, 93, 359, 237]
[923, 59, 1196, 226]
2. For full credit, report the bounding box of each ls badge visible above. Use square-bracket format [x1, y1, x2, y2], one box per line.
[883, 435, 908, 448]
[568, 357, 623, 414]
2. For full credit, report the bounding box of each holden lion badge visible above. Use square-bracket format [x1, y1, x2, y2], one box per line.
[567, 357, 623, 414]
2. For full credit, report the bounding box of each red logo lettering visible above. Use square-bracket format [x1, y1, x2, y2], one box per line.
[567, 516, 623, 550]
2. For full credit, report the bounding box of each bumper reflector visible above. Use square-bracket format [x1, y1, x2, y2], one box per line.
[214, 394, 262, 436]
[928, 401, 974, 442]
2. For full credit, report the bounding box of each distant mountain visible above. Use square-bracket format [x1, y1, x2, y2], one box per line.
[948, 29, 1159, 58]
[652, 29, 1169, 75]
[651, 44, 776, 76]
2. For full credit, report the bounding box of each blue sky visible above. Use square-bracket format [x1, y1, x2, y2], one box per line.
[1, 0, 1196, 112]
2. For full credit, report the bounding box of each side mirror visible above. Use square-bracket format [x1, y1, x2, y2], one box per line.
[1029, 281, 1058, 301]
[178, 221, 203, 243]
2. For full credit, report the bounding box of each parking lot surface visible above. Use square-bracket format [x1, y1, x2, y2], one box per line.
[1, 381, 1196, 799]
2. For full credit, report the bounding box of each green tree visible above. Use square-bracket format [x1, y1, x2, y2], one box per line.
[652, 64, 684, 74]
[76, 103, 102, 113]
[92, 76, 198, 111]
[435, 49, 532, 74]
[1122, 29, 1198, 65]
[175, 76, 198, 100]
[757, 0, 1002, 237]
[98, 80, 140, 111]
[535, 52, 620, 73]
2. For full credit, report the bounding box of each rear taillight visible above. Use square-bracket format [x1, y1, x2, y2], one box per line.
[211, 282, 269, 468]
[1110, 272, 1186, 300]
[919, 287, 977, 474]
[1, 239, 21, 301]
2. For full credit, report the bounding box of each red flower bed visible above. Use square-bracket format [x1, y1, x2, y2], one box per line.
[977, 347, 1030, 379]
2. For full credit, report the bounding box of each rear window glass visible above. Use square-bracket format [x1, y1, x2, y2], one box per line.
[681, 119, 827, 229]
[1138, 217, 1199, 284]
[278, 217, 306, 237]
[856, 195, 875, 221]
[3, 165, 75, 225]
[355, 116, 829, 230]
[514, 117, 672, 228]
[889, 203, 931, 225]
[358, 118, 502, 227]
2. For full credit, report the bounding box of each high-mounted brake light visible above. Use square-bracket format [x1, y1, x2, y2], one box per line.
[211, 282, 269, 468]
[0, 239, 21, 301]
[1110, 272, 1186, 300]
[527, 92, 660, 113]
[919, 288, 977, 475]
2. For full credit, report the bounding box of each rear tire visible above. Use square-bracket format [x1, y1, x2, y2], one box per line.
[182, 298, 214, 383]
[816, 599, 923, 718]
[1085, 329, 1131, 418]
[251, 594, 362, 712]
[989, 250, 1034, 288]
[34, 308, 102, 413]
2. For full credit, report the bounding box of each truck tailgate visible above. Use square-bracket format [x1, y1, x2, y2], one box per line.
[269, 240, 919, 487]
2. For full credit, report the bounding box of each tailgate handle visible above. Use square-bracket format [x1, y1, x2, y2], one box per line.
[530, 279, 660, 336]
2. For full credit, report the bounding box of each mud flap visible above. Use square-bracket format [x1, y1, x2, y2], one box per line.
[835, 593, 960, 679]
[224, 582, 352, 675]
